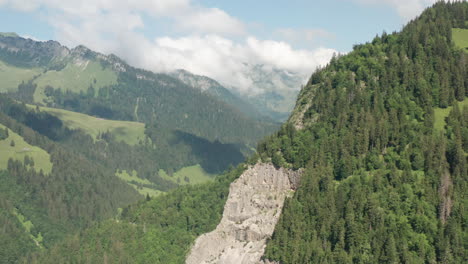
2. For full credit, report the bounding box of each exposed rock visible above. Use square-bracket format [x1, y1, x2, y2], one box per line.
[186, 163, 301, 264]
[287, 84, 317, 130]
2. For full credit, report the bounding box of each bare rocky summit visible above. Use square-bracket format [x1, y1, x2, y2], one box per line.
[186, 163, 301, 264]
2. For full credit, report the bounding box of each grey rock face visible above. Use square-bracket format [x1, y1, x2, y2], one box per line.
[186, 163, 301, 264]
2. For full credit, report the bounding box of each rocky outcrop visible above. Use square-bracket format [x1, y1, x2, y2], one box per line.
[186, 163, 301, 264]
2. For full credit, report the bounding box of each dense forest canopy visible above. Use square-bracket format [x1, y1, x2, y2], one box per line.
[260, 2, 467, 263]
[0, 2, 467, 264]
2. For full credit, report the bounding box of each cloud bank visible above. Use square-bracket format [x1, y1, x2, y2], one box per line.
[0, 0, 338, 95]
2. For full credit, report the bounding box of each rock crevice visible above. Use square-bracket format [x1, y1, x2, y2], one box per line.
[186, 163, 301, 264]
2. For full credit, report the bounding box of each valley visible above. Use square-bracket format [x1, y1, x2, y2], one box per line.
[0, 1, 467, 264]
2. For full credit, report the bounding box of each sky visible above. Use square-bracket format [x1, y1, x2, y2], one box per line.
[0, 0, 439, 95]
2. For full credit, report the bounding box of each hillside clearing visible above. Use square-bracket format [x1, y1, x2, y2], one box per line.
[453, 28, 468, 51]
[433, 98, 468, 131]
[33, 60, 117, 103]
[31, 105, 147, 146]
[0, 123, 52, 174]
[0, 60, 41, 92]
[159, 164, 216, 185]
[115, 170, 162, 197]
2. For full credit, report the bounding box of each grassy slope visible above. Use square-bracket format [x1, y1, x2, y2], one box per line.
[115, 164, 215, 197]
[452, 28, 468, 51]
[33, 60, 117, 103]
[0, 60, 41, 92]
[433, 97, 468, 131]
[159, 164, 216, 185]
[32, 105, 146, 146]
[115, 170, 162, 197]
[0, 123, 52, 174]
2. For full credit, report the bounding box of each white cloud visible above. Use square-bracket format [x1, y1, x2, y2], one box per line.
[0, 0, 241, 35]
[178, 7, 245, 35]
[275, 28, 335, 44]
[0, 0, 336, 95]
[143, 35, 335, 94]
[355, 0, 438, 20]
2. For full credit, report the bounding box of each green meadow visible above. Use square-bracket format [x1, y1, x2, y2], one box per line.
[115, 170, 162, 197]
[0, 60, 41, 92]
[0, 123, 52, 174]
[33, 60, 117, 103]
[433, 98, 468, 131]
[159, 164, 216, 185]
[453, 28, 468, 51]
[32, 105, 147, 146]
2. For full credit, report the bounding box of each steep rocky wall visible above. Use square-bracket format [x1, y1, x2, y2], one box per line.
[186, 163, 301, 264]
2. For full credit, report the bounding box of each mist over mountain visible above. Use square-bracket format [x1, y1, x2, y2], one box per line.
[170, 65, 306, 122]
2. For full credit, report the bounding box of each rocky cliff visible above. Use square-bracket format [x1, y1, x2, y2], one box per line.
[186, 163, 301, 264]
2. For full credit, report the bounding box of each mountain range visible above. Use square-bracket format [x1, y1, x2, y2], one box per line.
[0, 1, 467, 264]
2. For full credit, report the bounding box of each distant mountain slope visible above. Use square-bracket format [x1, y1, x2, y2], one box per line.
[170, 65, 305, 123]
[169, 69, 273, 122]
[0, 35, 277, 145]
[233, 64, 305, 122]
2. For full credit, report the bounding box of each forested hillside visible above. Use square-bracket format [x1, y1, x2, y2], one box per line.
[0, 31, 270, 263]
[23, 164, 247, 263]
[1, 2, 467, 264]
[260, 2, 467, 263]
[0, 36, 277, 184]
[0, 96, 143, 262]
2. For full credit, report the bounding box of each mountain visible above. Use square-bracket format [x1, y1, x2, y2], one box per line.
[233, 64, 305, 122]
[0, 35, 279, 172]
[23, 2, 468, 264]
[170, 65, 305, 123]
[0, 34, 277, 262]
[169, 69, 274, 122]
[0, 35, 277, 144]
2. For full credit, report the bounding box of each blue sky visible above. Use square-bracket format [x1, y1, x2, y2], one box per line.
[0, 0, 437, 94]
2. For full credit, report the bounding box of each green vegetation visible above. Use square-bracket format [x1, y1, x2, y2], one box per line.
[33, 60, 117, 103]
[434, 97, 468, 131]
[31, 105, 146, 145]
[159, 164, 216, 185]
[0, 97, 142, 262]
[0, 33, 275, 178]
[260, 3, 467, 263]
[12, 208, 43, 248]
[28, 165, 246, 264]
[41, 66, 276, 145]
[116, 170, 162, 197]
[0, 60, 40, 92]
[0, 123, 52, 174]
[452, 28, 468, 51]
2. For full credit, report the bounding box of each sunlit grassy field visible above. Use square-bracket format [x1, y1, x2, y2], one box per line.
[453, 28, 468, 51]
[33, 60, 117, 103]
[32, 105, 146, 146]
[159, 164, 216, 185]
[0, 60, 41, 92]
[433, 98, 468, 131]
[115, 170, 162, 197]
[0, 123, 52, 174]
